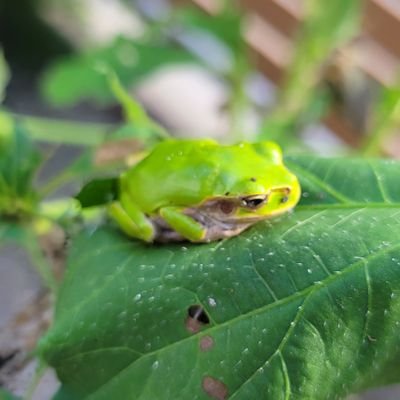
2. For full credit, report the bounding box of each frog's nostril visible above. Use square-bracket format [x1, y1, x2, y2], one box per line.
[281, 195, 289, 204]
[273, 187, 291, 204]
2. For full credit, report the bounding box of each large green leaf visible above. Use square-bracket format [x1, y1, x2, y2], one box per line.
[41, 37, 196, 106]
[39, 156, 400, 399]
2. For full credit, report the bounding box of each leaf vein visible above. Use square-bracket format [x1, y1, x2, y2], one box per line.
[247, 249, 278, 302]
[368, 161, 392, 203]
[229, 292, 310, 399]
[279, 351, 291, 400]
[279, 210, 327, 240]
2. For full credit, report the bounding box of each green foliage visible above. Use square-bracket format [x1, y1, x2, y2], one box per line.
[102, 67, 169, 141]
[0, 115, 41, 217]
[75, 177, 118, 208]
[41, 37, 196, 106]
[362, 83, 400, 156]
[283, 0, 361, 111]
[20, 114, 109, 146]
[0, 388, 21, 400]
[0, 49, 10, 103]
[2, 1, 400, 398]
[261, 0, 362, 145]
[176, 6, 244, 58]
[40, 156, 400, 399]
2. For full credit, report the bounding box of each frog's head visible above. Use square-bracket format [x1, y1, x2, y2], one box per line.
[228, 141, 301, 221]
[200, 163, 301, 224]
[235, 184, 299, 220]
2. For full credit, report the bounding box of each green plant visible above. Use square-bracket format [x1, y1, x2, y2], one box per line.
[39, 156, 400, 400]
[1, 1, 400, 399]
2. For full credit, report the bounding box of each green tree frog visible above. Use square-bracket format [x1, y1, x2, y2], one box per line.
[109, 139, 301, 243]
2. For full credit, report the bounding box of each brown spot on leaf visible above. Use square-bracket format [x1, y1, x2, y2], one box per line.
[200, 335, 214, 351]
[185, 316, 202, 334]
[202, 376, 228, 400]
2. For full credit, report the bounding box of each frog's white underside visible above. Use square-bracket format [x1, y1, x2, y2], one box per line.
[150, 197, 272, 242]
[151, 212, 254, 243]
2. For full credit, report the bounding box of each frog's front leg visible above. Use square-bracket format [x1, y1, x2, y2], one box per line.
[109, 192, 155, 242]
[159, 206, 206, 242]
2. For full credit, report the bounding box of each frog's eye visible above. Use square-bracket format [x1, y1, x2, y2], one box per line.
[242, 195, 267, 209]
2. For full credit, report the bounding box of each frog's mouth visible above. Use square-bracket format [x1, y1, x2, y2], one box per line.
[192, 192, 291, 224]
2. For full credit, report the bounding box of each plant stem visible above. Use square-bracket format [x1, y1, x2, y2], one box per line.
[228, 57, 250, 142]
[24, 358, 47, 400]
[14, 113, 113, 146]
[361, 87, 400, 156]
[39, 164, 83, 198]
[26, 236, 58, 295]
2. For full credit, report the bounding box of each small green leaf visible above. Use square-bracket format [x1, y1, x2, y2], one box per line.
[362, 83, 400, 155]
[0, 388, 21, 400]
[75, 177, 118, 208]
[40, 156, 400, 399]
[0, 117, 41, 216]
[0, 111, 14, 150]
[177, 6, 244, 56]
[99, 68, 169, 141]
[0, 221, 29, 245]
[101, 66, 149, 126]
[41, 37, 196, 106]
[0, 49, 10, 103]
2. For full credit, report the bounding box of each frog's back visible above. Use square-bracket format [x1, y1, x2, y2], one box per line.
[122, 139, 282, 213]
[123, 139, 222, 212]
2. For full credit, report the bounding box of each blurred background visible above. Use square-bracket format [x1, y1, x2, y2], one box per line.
[1, 0, 400, 398]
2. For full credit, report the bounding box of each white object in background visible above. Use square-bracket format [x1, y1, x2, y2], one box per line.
[136, 65, 261, 141]
[42, 0, 144, 49]
[301, 124, 348, 156]
[136, 66, 229, 140]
